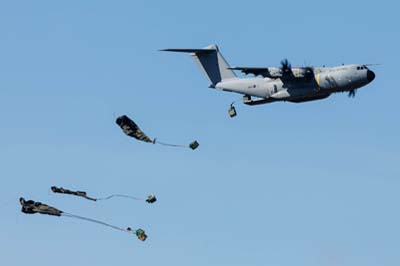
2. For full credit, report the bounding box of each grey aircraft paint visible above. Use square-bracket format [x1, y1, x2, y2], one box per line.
[162, 45, 375, 106]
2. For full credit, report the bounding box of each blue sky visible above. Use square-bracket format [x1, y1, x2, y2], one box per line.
[0, 1, 399, 265]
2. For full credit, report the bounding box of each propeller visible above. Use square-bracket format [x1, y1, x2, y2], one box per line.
[280, 58, 292, 73]
[348, 89, 356, 98]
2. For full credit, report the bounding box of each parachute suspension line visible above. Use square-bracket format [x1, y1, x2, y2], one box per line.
[62, 212, 128, 233]
[231, 96, 243, 105]
[95, 194, 143, 201]
[1, 197, 17, 209]
[155, 140, 188, 149]
[155, 139, 200, 150]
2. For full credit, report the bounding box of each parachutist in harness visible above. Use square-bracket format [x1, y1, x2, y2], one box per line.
[189, 140, 199, 150]
[19, 197, 62, 217]
[228, 103, 237, 118]
[127, 227, 147, 241]
[146, 194, 157, 204]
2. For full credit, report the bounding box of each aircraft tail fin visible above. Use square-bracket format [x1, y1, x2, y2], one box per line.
[162, 44, 237, 86]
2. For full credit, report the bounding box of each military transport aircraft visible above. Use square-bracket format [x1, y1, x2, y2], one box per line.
[162, 45, 375, 112]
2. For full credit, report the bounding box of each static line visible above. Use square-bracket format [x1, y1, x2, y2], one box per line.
[96, 194, 143, 201]
[62, 212, 128, 233]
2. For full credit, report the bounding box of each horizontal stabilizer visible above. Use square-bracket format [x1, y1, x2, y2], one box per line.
[161, 48, 216, 54]
[162, 44, 237, 85]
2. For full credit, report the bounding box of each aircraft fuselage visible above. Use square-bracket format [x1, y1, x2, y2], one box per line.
[215, 64, 375, 105]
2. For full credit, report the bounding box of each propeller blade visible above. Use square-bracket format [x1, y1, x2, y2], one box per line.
[280, 58, 291, 73]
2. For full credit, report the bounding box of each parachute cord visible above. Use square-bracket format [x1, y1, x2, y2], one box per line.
[95, 194, 144, 201]
[155, 140, 188, 149]
[62, 212, 129, 233]
[231, 96, 244, 106]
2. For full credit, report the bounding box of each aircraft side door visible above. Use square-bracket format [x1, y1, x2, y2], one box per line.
[325, 71, 339, 90]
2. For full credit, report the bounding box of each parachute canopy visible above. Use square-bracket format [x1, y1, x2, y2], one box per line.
[116, 114, 199, 150]
[51, 186, 96, 201]
[20, 197, 147, 241]
[20, 197, 62, 216]
[51, 186, 156, 204]
[116, 115, 153, 143]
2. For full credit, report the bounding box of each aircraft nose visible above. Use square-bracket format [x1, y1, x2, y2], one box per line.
[367, 70, 375, 82]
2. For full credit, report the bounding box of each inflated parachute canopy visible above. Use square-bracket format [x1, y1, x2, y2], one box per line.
[115, 114, 199, 150]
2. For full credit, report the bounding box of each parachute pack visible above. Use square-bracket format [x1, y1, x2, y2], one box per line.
[116, 115, 199, 150]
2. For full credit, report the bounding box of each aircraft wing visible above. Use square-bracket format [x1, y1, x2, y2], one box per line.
[228, 67, 272, 77]
[230, 66, 314, 82]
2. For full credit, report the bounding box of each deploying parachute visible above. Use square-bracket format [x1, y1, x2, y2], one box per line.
[19, 197, 147, 241]
[116, 115, 199, 150]
[115, 115, 153, 143]
[20, 197, 62, 216]
[51, 186, 96, 201]
[51, 186, 157, 204]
